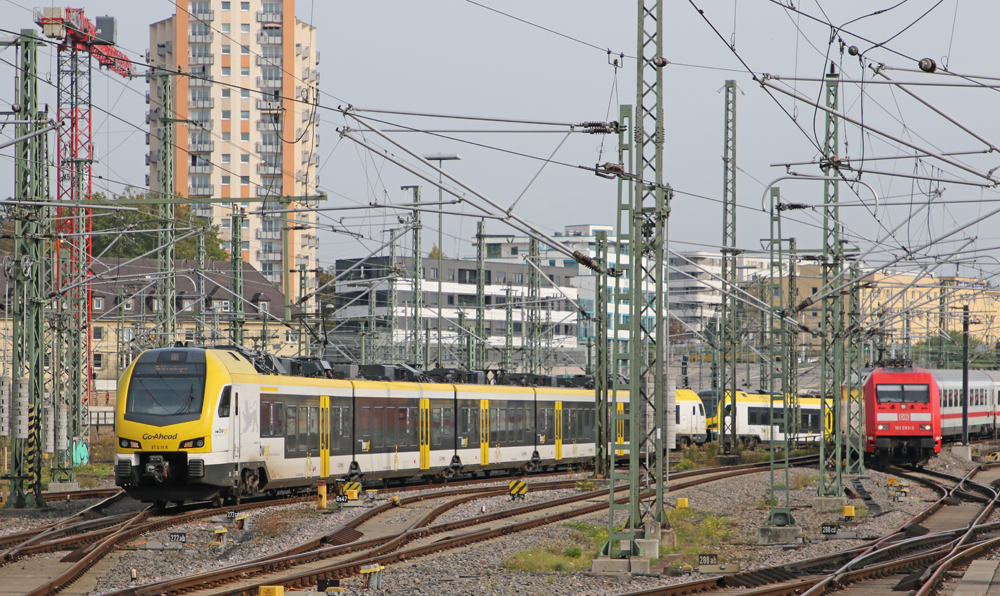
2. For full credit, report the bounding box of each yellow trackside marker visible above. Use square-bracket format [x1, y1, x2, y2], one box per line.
[508, 479, 527, 501]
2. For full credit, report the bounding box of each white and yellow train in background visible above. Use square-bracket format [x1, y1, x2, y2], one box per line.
[114, 347, 597, 506]
[699, 389, 826, 446]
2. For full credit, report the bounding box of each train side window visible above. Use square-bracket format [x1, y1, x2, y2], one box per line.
[218, 386, 231, 418]
[470, 406, 479, 445]
[442, 407, 453, 437]
[331, 408, 341, 451]
[386, 407, 396, 447]
[519, 407, 527, 442]
[396, 408, 404, 447]
[298, 406, 309, 452]
[308, 406, 319, 451]
[286, 405, 297, 452]
[261, 402, 272, 437]
[273, 403, 284, 437]
[431, 407, 442, 446]
[490, 408, 499, 443]
[499, 408, 508, 444]
[373, 407, 383, 448]
[408, 407, 417, 447]
[675, 405, 680, 425]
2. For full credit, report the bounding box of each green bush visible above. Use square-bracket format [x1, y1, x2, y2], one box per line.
[704, 442, 720, 459]
[674, 458, 698, 472]
[564, 545, 582, 558]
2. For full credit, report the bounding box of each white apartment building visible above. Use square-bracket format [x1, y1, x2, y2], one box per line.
[147, 0, 321, 308]
[485, 224, 768, 342]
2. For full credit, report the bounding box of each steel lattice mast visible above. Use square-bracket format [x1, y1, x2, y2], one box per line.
[719, 79, 739, 456]
[34, 9, 132, 479]
[819, 64, 845, 498]
[5, 28, 48, 507]
[601, 0, 668, 561]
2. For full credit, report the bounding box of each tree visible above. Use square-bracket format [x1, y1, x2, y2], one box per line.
[315, 264, 337, 307]
[428, 243, 445, 259]
[90, 191, 228, 261]
[911, 330, 997, 369]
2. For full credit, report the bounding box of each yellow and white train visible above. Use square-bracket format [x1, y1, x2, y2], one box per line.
[699, 389, 826, 446]
[115, 347, 596, 506]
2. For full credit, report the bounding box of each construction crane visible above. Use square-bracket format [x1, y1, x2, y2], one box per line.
[33, 7, 132, 480]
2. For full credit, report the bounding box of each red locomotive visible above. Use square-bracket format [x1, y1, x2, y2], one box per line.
[863, 365, 940, 466]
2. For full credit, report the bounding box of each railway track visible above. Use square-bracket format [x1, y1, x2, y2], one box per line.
[88, 457, 818, 596]
[611, 462, 1000, 596]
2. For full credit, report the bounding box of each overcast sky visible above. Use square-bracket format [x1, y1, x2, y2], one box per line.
[2, 1, 1000, 282]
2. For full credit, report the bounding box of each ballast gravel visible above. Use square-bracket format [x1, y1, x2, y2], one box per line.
[80, 456, 978, 596]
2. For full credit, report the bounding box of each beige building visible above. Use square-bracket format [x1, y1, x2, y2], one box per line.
[771, 265, 1000, 358]
[147, 0, 321, 308]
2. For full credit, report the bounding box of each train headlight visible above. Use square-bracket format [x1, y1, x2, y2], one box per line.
[920, 424, 932, 431]
[179, 437, 205, 449]
[119, 438, 141, 449]
[876, 424, 888, 431]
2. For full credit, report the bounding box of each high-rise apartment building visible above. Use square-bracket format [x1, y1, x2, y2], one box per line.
[147, 0, 321, 308]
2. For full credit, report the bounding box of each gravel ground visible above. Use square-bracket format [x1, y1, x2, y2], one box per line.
[0, 497, 107, 537]
[925, 447, 980, 473]
[80, 454, 977, 596]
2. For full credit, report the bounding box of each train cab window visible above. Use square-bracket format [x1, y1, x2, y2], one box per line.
[698, 403, 704, 416]
[298, 407, 309, 452]
[286, 406, 297, 452]
[218, 386, 231, 418]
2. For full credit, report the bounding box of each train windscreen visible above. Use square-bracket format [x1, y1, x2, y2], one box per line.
[126, 361, 207, 417]
[875, 384, 930, 404]
[697, 391, 719, 417]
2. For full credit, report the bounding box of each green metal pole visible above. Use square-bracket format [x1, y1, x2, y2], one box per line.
[230, 206, 245, 347]
[402, 185, 423, 366]
[766, 188, 795, 527]
[819, 64, 845, 498]
[156, 73, 176, 348]
[595, 230, 610, 478]
[475, 220, 486, 369]
[720, 79, 739, 457]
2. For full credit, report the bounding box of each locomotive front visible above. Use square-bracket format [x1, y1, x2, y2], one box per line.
[864, 366, 940, 466]
[114, 348, 234, 505]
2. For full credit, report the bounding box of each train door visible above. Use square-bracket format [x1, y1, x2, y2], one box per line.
[319, 396, 330, 478]
[555, 401, 563, 460]
[419, 397, 430, 470]
[230, 390, 239, 460]
[480, 399, 490, 465]
[616, 402, 625, 456]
